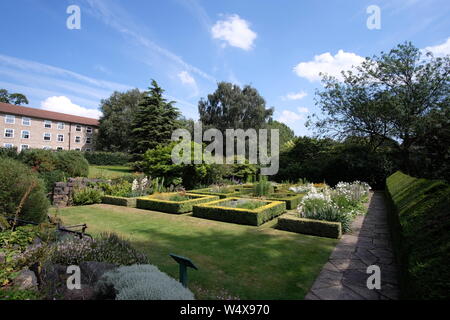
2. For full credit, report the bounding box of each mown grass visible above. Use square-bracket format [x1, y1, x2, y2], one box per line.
[88, 165, 135, 179]
[51, 204, 337, 300]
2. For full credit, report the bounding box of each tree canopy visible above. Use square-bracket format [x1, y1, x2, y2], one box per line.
[0, 89, 29, 105]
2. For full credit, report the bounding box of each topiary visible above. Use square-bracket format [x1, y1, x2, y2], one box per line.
[96, 264, 195, 300]
[0, 157, 50, 223]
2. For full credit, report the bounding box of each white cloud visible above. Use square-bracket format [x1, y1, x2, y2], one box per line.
[297, 107, 309, 113]
[277, 110, 304, 125]
[178, 71, 196, 86]
[423, 37, 450, 57]
[282, 91, 308, 101]
[293, 50, 365, 82]
[211, 14, 257, 51]
[41, 96, 102, 119]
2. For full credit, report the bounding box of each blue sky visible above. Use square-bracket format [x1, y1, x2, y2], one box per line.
[0, 0, 449, 135]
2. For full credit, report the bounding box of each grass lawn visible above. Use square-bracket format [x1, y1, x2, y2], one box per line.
[51, 204, 337, 300]
[88, 165, 135, 179]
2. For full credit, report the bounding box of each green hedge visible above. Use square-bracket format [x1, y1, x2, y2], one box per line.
[385, 171, 450, 300]
[188, 187, 242, 199]
[102, 196, 137, 208]
[193, 198, 286, 226]
[136, 193, 219, 214]
[235, 192, 303, 210]
[277, 214, 342, 239]
[84, 152, 131, 165]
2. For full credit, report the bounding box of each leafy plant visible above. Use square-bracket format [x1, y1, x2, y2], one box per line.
[253, 175, 273, 197]
[72, 187, 103, 206]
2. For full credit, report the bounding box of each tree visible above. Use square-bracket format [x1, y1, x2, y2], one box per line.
[0, 89, 29, 105]
[198, 82, 274, 133]
[265, 120, 296, 150]
[96, 89, 145, 152]
[130, 80, 180, 159]
[310, 42, 450, 174]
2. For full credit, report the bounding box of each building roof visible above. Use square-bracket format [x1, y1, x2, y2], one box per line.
[0, 102, 99, 126]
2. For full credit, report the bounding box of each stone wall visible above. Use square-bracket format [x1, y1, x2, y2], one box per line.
[52, 178, 107, 207]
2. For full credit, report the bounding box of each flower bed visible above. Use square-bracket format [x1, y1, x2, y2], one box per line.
[192, 197, 286, 226]
[235, 192, 303, 210]
[136, 193, 219, 214]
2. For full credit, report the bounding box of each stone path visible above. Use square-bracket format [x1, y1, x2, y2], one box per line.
[305, 191, 399, 300]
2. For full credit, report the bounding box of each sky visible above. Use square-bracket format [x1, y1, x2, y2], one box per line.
[0, 0, 449, 136]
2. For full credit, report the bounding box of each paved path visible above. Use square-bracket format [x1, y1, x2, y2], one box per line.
[305, 191, 399, 300]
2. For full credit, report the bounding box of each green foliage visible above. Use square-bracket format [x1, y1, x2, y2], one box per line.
[265, 120, 296, 151]
[0, 158, 49, 223]
[311, 42, 450, 178]
[72, 187, 103, 206]
[53, 151, 89, 177]
[84, 152, 131, 165]
[386, 171, 450, 300]
[0, 88, 29, 105]
[96, 264, 194, 300]
[0, 288, 41, 300]
[0, 147, 19, 159]
[198, 82, 273, 133]
[235, 200, 266, 210]
[253, 175, 274, 197]
[300, 198, 353, 233]
[96, 89, 145, 152]
[131, 80, 180, 159]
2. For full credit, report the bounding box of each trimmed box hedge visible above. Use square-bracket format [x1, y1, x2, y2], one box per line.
[136, 193, 219, 214]
[101, 195, 137, 208]
[188, 187, 241, 199]
[192, 197, 286, 226]
[385, 171, 450, 300]
[236, 192, 303, 210]
[277, 214, 342, 239]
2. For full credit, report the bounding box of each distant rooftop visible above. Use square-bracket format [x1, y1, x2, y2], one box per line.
[0, 102, 99, 127]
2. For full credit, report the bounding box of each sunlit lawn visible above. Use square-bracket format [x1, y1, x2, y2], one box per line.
[88, 165, 135, 179]
[51, 204, 337, 300]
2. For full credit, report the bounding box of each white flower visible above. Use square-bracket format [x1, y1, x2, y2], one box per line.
[132, 179, 139, 191]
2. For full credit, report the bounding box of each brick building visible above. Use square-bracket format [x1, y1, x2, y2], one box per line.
[0, 102, 99, 152]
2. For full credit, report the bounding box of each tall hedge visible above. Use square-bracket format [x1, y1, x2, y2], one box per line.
[0, 157, 50, 223]
[83, 152, 131, 166]
[386, 171, 450, 300]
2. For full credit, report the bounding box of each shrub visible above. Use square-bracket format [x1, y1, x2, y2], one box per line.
[0, 147, 19, 159]
[18, 149, 57, 173]
[54, 151, 89, 177]
[72, 187, 103, 206]
[49, 233, 149, 266]
[386, 171, 450, 300]
[0, 158, 49, 223]
[83, 152, 131, 165]
[253, 176, 274, 197]
[277, 214, 342, 239]
[96, 264, 195, 300]
[39, 170, 67, 193]
[101, 196, 137, 207]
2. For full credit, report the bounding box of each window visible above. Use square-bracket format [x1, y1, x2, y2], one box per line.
[57, 134, 64, 142]
[3, 143, 14, 148]
[5, 115, 15, 124]
[86, 137, 92, 144]
[21, 145, 29, 151]
[43, 146, 52, 150]
[57, 147, 64, 151]
[86, 127, 93, 134]
[4, 129, 14, 138]
[21, 130, 30, 139]
[22, 117, 31, 126]
[57, 122, 65, 130]
[86, 148, 92, 152]
[76, 125, 82, 132]
[44, 120, 52, 128]
[75, 136, 81, 143]
[43, 133, 51, 141]
[75, 148, 81, 151]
